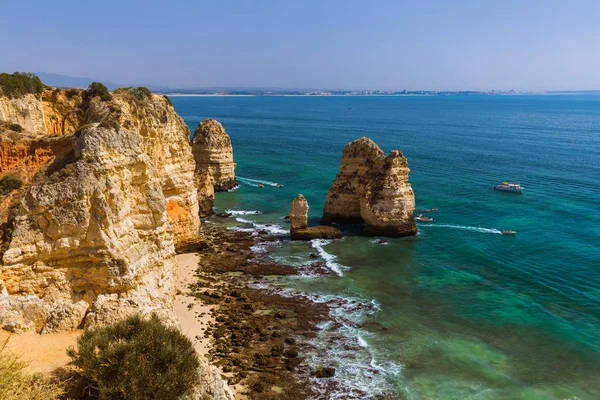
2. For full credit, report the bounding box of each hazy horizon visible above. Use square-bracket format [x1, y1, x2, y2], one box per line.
[2, 0, 600, 91]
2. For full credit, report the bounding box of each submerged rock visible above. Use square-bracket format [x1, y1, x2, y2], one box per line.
[289, 194, 341, 240]
[313, 366, 336, 378]
[321, 137, 416, 237]
[191, 119, 238, 192]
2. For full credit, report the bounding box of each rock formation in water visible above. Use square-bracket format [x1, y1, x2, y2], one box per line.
[290, 194, 309, 231]
[191, 119, 238, 192]
[290, 194, 341, 240]
[321, 137, 416, 237]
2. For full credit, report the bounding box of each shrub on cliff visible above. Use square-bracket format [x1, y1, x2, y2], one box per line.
[0, 72, 45, 98]
[0, 343, 64, 400]
[83, 82, 112, 102]
[98, 118, 121, 132]
[115, 86, 153, 101]
[0, 175, 23, 195]
[67, 314, 200, 400]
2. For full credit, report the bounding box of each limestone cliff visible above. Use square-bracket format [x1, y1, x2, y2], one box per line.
[321, 137, 416, 237]
[191, 119, 237, 192]
[1, 125, 176, 332]
[0, 94, 47, 134]
[0, 88, 84, 135]
[197, 170, 215, 217]
[290, 194, 341, 240]
[1, 86, 204, 250]
[41, 88, 84, 135]
[85, 91, 201, 250]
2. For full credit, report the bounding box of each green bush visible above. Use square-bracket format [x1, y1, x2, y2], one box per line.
[65, 88, 79, 99]
[67, 314, 200, 400]
[98, 118, 120, 132]
[0, 72, 45, 98]
[0, 175, 23, 195]
[116, 86, 153, 100]
[8, 123, 22, 133]
[0, 343, 64, 400]
[84, 82, 112, 102]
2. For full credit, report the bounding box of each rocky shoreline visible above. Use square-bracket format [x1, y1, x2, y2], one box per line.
[185, 223, 339, 399]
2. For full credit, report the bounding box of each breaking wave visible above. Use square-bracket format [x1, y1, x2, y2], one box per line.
[310, 239, 349, 277]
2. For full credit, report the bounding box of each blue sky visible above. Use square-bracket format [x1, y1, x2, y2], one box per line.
[1, 0, 599, 91]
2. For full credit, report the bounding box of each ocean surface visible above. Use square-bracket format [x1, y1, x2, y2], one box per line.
[172, 95, 600, 399]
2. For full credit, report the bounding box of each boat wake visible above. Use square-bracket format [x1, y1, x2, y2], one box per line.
[421, 224, 502, 234]
[237, 176, 280, 187]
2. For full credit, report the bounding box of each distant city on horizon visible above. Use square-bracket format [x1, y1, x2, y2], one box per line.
[32, 72, 600, 97]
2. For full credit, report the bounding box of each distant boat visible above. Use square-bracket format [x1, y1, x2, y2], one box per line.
[494, 182, 523, 192]
[415, 216, 434, 222]
[501, 230, 516, 235]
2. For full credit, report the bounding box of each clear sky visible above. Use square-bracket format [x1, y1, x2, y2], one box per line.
[1, 0, 599, 91]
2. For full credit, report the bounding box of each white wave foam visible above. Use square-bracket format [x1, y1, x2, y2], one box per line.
[254, 223, 288, 236]
[227, 226, 257, 235]
[229, 218, 288, 237]
[422, 223, 502, 234]
[226, 209, 261, 215]
[237, 176, 280, 187]
[310, 239, 348, 276]
[357, 334, 369, 348]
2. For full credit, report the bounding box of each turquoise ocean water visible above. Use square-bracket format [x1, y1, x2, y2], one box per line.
[173, 95, 600, 399]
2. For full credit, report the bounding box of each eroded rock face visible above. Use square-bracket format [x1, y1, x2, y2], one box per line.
[321, 137, 416, 237]
[0, 94, 47, 134]
[191, 119, 237, 192]
[0, 125, 176, 332]
[290, 194, 309, 231]
[290, 194, 341, 240]
[41, 88, 84, 135]
[86, 93, 202, 250]
[197, 170, 215, 218]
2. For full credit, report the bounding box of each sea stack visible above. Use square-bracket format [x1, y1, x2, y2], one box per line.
[290, 194, 309, 230]
[191, 118, 238, 192]
[290, 194, 341, 240]
[321, 137, 417, 237]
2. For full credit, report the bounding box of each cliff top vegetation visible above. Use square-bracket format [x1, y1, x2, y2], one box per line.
[0, 72, 45, 99]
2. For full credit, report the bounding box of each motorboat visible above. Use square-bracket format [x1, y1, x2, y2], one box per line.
[501, 230, 516, 235]
[494, 182, 523, 192]
[415, 215, 434, 222]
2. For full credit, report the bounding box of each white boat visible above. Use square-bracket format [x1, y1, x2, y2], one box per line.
[501, 230, 516, 235]
[415, 216, 434, 222]
[494, 182, 523, 192]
